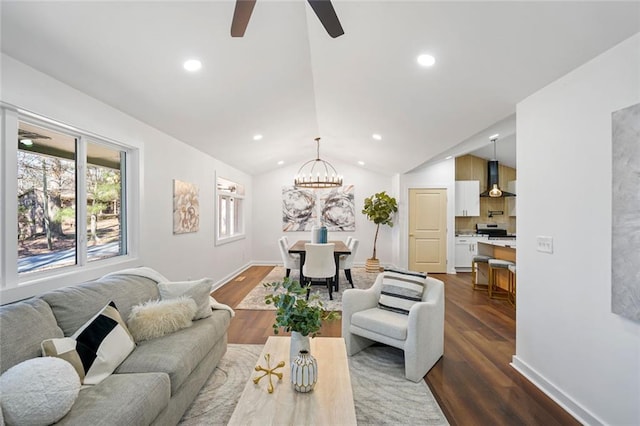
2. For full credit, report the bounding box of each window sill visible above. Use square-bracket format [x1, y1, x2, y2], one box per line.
[215, 234, 246, 247]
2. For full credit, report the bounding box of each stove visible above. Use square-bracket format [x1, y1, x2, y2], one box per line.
[476, 223, 509, 238]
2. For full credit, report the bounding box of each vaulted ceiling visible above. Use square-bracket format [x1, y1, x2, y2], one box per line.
[2, 1, 639, 176]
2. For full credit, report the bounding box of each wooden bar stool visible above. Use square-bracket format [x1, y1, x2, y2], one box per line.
[471, 255, 492, 291]
[507, 264, 516, 306]
[488, 259, 514, 300]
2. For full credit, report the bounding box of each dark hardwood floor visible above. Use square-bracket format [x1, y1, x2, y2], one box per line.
[212, 265, 579, 426]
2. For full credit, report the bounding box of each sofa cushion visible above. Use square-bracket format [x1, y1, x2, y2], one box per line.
[115, 310, 230, 394]
[0, 298, 64, 374]
[42, 302, 135, 385]
[56, 372, 170, 426]
[41, 275, 159, 336]
[351, 307, 409, 341]
[158, 278, 213, 320]
[127, 297, 197, 342]
[0, 357, 80, 426]
[378, 270, 426, 315]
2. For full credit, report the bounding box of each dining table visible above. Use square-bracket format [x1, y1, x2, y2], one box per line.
[288, 240, 351, 291]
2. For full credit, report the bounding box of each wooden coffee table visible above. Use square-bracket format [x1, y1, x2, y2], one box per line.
[228, 336, 357, 425]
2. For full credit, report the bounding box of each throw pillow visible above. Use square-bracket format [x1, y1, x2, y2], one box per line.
[378, 270, 427, 315]
[127, 296, 198, 342]
[41, 337, 86, 383]
[42, 301, 135, 385]
[0, 357, 80, 426]
[158, 278, 213, 320]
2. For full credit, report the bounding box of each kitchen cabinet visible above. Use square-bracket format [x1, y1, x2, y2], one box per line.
[507, 180, 517, 216]
[455, 236, 486, 270]
[455, 180, 480, 217]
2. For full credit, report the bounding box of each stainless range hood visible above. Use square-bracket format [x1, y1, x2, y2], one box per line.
[480, 160, 516, 197]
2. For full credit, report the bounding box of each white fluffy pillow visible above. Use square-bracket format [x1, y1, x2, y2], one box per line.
[158, 278, 213, 320]
[127, 297, 198, 342]
[0, 357, 80, 426]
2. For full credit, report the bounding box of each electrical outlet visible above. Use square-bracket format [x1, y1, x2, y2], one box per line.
[537, 236, 553, 254]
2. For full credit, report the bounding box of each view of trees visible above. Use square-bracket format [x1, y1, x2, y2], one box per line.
[17, 149, 122, 269]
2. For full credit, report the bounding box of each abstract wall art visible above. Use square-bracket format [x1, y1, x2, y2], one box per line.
[611, 102, 640, 321]
[282, 185, 356, 232]
[319, 185, 356, 231]
[282, 187, 317, 231]
[173, 179, 200, 234]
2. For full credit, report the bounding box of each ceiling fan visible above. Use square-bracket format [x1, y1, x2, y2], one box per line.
[231, 0, 344, 38]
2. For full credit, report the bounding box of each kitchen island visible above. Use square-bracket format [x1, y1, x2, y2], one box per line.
[476, 239, 516, 291]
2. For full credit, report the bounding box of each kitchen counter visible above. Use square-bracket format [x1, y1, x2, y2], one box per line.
[478, 239, 516, 248]
[476, 240, 516, 290]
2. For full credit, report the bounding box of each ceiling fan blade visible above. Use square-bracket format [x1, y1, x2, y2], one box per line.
[307, 0, 344, 38]
[231, 0, 257, 37]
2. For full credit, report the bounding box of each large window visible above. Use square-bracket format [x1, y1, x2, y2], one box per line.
[216, 176, 245, 245]
[15, 118, 128, 275]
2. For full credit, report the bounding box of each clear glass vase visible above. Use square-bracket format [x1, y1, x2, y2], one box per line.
[291, 350, 317, 393]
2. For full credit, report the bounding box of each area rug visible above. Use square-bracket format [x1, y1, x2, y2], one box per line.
[235, 266, 379, 311]
[179, 344, 449, 426]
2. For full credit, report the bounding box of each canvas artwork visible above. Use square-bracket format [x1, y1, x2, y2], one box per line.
[319, 185, 356, 231]
[611, 102, 640, 322]
[282, 187, 317, 231]
[173, 179, 200, 234]
[282, 185, 355, 232]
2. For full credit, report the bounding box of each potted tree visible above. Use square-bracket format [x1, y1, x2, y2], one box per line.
[264, 278, 339, 362]
[362, 191, 398, 272]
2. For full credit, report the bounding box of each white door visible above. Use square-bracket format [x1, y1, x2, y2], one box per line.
[409, 188, 447, 273]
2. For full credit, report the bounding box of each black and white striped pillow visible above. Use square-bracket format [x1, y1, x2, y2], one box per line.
[42, 301, 135, 385]
[378, 270, 427, 315]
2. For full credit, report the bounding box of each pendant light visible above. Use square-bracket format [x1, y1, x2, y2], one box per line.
[488, 135, 503, 198]
[294, 137, 343, 188]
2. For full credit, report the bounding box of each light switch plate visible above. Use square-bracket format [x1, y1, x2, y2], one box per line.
[537, 236, 553, 254]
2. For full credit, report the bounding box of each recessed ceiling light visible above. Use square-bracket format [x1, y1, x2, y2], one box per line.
[253, 134, 263, 141]
[277, 160, 284, 166]
[357, 161, 365, 166]
[445, 155, 453, 160]
[417, 54, 436, 67]
[372, 134, 382, 140]
[183, 59, 202, 72]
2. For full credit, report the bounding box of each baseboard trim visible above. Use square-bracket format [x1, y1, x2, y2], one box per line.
[211, 262, 253, 291]
[511, 356, 603, 426]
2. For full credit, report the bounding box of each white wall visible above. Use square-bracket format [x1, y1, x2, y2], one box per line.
[514, 33, 640, 425]
[1, 54, 252, 301]
[251, 160, 394, 267]
[400, 158, 456, 274]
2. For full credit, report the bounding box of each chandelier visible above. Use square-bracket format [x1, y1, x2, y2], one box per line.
[294, 137, 343, 188]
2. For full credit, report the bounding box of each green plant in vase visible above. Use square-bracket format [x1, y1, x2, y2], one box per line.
[362, 191, 398, 272]
[264, 277, 340, 362]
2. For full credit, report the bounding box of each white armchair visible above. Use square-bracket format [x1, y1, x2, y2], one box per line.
[341, 272, 444, 382]
[278, 237, 300, 278]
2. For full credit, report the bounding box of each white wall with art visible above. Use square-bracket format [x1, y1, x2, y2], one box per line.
[1, 54, 253, 298]
[252, 159, 395, 266]
[515, 33, 640, 426]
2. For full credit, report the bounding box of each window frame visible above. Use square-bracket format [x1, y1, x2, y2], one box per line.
[1, 106, 140, 303]
[215, 174, 245, 246]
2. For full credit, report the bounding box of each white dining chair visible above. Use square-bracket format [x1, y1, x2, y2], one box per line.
[339, 238, 359, 288]
[278, 237, 300, 278]
[302, 243, 336, 300]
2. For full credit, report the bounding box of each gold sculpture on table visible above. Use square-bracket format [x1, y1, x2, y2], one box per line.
[253, 353, 285, 393]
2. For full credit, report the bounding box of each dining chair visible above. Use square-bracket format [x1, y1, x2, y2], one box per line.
[339, 238, 359, 289]
[278, 237, 300, 278]
[302, 243, 336, 300]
